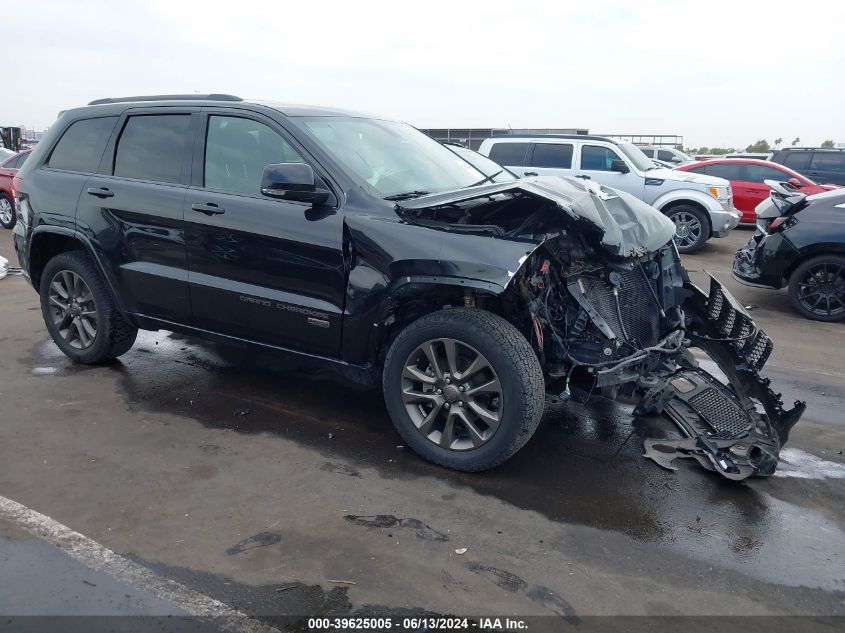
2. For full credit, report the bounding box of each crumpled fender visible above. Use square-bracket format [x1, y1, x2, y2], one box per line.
[344, 213, 542, 292]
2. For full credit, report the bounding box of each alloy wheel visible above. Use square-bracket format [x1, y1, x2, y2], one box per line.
[401, 338, 503, 451]
[797, 263, 845, 318]
[0, 198, 12, 225]
[671, 211, 702, 249]
[47, 270, 99, 349]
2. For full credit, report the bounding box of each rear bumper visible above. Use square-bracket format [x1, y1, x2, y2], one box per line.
[732, 231, 798, 289]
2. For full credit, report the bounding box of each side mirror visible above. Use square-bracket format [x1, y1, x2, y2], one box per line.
[261, 163, 331, 206]
[610, 159, 630, 174]
[787, 177, 803, 188]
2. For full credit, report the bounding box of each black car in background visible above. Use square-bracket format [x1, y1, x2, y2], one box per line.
[733, 184, 845, 321]
[770, 148, 845, 186]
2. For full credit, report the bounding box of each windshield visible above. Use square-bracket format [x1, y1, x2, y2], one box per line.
[675, 149, 694, 162]
[617, 142, 658, 171]
[445, 144, 517, 183]
[299, 117, 486, 198]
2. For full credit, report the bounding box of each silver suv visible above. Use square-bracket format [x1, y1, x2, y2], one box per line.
[478, 135, 740, 253]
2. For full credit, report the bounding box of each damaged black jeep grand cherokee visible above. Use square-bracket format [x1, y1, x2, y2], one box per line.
[13, 94, 805, 479]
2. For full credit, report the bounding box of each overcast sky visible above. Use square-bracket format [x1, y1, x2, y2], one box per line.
[1, 0, 842, 148]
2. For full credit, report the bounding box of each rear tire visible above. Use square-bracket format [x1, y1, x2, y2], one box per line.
[666, 204, 710, 254]
[788, 254, 845, 322]
[383, 308, 545, 472]
[0, 193, 15, 229]
[39, 251, 138, 363]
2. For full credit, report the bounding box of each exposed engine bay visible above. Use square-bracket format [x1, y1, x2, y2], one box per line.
[396, 176, 805, 480]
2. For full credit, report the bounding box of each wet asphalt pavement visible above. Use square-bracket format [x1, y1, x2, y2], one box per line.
[0, 228, 844, 627]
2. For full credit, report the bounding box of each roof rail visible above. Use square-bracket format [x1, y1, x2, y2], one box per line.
[490, 132, 614, 143]
[87, 94, 243, 106]
[779, 146, 844, 151]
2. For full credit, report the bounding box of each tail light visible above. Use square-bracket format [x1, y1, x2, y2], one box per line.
[768, 216, 789, 232]
[11, 174, 21, 199]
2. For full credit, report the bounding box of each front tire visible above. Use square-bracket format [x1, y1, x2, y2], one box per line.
[788, 255, 845, 322]
[383, 308, 545, 472]
[39, 251, 138, 363]
[666, 204, 709, 254]
[0, 193, 15, 229]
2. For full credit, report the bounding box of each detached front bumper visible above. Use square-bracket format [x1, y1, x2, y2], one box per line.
[641, 277, 805, 480]
[732, 230, 799, 289]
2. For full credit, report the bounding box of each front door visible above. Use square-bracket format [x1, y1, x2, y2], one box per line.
[184, 112, 346, 357]
[575, 144, 644, 198]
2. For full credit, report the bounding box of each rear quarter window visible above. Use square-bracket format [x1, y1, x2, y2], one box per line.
[47, 117, 118, 173]
[487, 142, 529, 167]
[810, 152, 845, 172]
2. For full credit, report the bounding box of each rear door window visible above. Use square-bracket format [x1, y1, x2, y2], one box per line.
[781, 152, 812, 171]
[487, 142, 529, 167]
[744, 164, 790, 183]
[47, 117, 118, 173]
[530, 143, 573, 168]
[113, 115, 191, 184]
[639, 148, 654, 158]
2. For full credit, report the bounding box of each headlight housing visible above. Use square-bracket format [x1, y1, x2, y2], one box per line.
[708, 185, 732, 203]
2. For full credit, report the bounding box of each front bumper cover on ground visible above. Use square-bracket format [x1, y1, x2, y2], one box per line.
[641, 277, 805, 480]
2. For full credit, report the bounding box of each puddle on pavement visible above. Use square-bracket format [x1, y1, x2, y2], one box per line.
[29, 331, 845, 591]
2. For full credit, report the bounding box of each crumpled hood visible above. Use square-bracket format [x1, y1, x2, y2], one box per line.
[395, 175, 677, 258]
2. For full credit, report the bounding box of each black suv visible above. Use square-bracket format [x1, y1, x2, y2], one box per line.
[771, 147, 845, 186]
[12, 94, 803, 478]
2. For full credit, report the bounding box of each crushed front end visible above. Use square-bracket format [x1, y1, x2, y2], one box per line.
[517, 242, 805, 480]
[395, 176, 805, 480]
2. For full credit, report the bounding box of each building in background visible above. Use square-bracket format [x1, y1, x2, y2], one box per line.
[599, 134, 685, 149]
[420, 128, 684, 151]
[420, 127, 590, 150]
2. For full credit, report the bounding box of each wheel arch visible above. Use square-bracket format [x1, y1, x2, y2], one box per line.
[28, 227, 129, 318]
[785, 243, 845, 284]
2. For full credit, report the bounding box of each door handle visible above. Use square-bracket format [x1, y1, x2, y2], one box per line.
[575, 175, 591, 180]
[523, 171, 538, 177]
[86, 187, 114, 199]
[191, 202, 225, 216]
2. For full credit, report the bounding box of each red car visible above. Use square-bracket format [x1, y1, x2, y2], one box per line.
[675, 158, 838, 224]
[0, 150, 30, 229]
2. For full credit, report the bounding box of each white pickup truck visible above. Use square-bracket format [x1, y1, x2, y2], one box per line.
[478, 135, 740, 253]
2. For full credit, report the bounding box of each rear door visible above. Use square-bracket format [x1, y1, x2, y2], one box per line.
[742, 162, 795, 208]
[523, 142, 575, 178]
[76, 109, 195, 323]
[575, 143, 644, 197]
[486, 141, 530, 176]
[184, 110, 346, 357]
[28, 116, 118, 235]
[807, 152, 845, 186]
